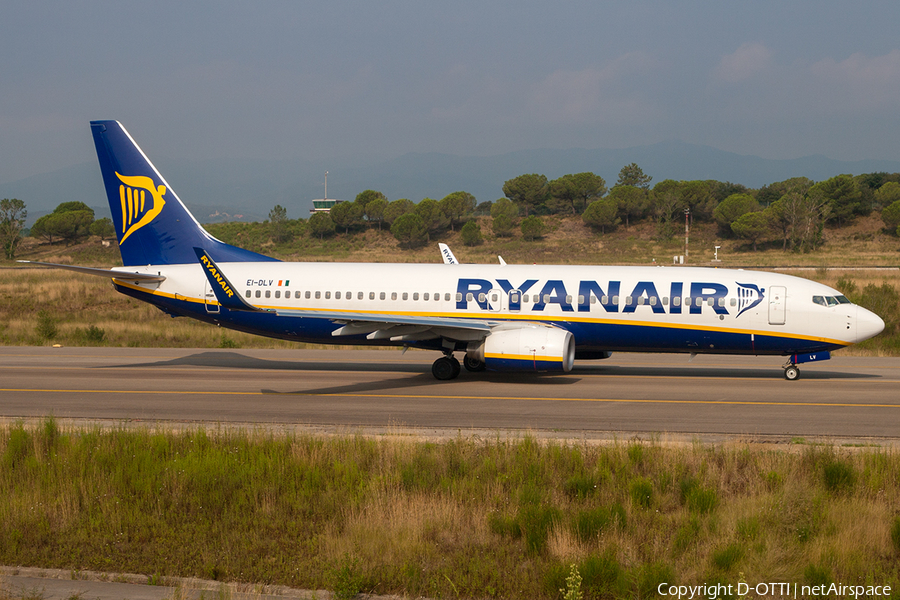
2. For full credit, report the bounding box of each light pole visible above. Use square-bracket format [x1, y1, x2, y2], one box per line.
[684, 208, 691, 262]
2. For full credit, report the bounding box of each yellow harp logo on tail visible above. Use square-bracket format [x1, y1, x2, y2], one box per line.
[115, 172, 167, 243]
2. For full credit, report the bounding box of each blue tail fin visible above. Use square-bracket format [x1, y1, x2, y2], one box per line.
[90, 120, 277, 266]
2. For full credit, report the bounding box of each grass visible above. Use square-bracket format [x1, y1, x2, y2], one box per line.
[2, 420, 900, 599]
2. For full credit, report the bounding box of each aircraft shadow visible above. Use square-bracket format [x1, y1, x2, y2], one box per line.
[573, 364, 881, 380]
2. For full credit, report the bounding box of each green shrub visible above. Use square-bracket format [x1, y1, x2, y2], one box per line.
[630, 477, 653, 508]
[35, 310, 58, 340]
[563, 473, 597, 499]
[572, 504, 625, 542]
[686, 487, 718, 514]
[712, 543, 743, 571]
[890, 516, 900, 552]
[823, 459, 856, 493]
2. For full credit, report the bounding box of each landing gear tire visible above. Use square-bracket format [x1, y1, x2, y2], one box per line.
[432, 356, 461, 380]
[463, 355, 486, 372]
[784, 365, 800, 381]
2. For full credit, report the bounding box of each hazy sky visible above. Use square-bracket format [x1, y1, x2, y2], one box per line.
[3, 0, 900, 184]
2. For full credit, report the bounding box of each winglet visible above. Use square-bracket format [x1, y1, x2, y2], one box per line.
[193, 247, 261, 311]
[438, 243, 459, 264]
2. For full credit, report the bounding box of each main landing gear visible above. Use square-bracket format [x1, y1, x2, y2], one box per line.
[432, 353, 486, 380]
[432, 353, 461, 380]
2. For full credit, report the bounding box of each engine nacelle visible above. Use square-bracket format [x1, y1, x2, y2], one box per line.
[467, 325, 575, 372]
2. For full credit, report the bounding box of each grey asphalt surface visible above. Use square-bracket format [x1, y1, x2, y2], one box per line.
[1, 346, 899, 441]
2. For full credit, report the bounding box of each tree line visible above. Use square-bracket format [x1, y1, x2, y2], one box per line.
[4, 164, 900, 259]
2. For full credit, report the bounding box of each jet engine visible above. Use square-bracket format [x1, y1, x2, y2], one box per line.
[467, 325, 575, 372]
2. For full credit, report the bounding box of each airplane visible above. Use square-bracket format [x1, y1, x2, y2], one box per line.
[23, 120, 885, 381]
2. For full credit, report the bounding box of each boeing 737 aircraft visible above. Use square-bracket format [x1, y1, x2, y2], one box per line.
[25, 121, 885, 380]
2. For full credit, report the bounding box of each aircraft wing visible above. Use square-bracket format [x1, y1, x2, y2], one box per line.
[274, 308, 493, 342]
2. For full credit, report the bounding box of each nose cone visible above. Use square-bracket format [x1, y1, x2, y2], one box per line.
[856, 306, 885, 343]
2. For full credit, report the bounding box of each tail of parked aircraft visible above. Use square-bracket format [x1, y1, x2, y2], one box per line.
[90, 120, 276, 266]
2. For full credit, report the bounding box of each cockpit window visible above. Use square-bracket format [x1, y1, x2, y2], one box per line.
[813, 294, 851, 307]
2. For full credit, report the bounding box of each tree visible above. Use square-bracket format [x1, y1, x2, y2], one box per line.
[679, 180, 715, 222]
[364, 198, 388, 230]
[875, 182, 900, 211]
[439, 191, 476, 231]
[607, 185, 647, 229]
[329, 201, 364, 233]
[414, 198, 445, 241]
[89, 217, 116, 241]
[502, 174, 549, 217]
[390, 213, 427, 248]
[490, 198, 518, 237]
[649, 180, 685, 239]
[383, 198, 415, 226]
[308, 212, 335, 240]
[616, 163, 652, 189]
[520, 215, 547, 241]
[0, 198, 27, 259]
[268, 205, 292, 243]
[460, 220, 483, 246]
[32, 201, 95, 246]
[712, 193, 760, 235]
[757, 177, 813, 208]
[882, 199, 900, 233]
[354, 189, 387, 211]
[548, 172, 607, 215]
[581, 198, 620, 233]
[812, 174, 862, 226]
[731, 211, 769, 251]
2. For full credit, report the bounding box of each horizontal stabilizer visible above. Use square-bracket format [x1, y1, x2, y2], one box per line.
[17, 261, 166, 282]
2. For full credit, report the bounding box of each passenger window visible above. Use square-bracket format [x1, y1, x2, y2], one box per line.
[467, 293, 474, 302]
[637, 296, 645, 305]
[590, 295, 596, 304]
[402, 292, 408, 301]
[422, 293, 428, 301]
[315, 291, 321, 299]
[672, 296, 681, 307]
[543, 295, 551, 303]
[522, 294, 529, 303]
[255, 290, 261, 298]
[380, 292, 386, 300]
[305, 291, 311, 299]
[391, 292, 398, 300]
[335, 291, 341, 300]
[662, 296, 669, 305]
[729, 298, 736, 306]
[285, 291, 291, 299]
[346, 291, 351, 299]
[245, 290, 251, 298]
[265, 290, 271, 298]
[717, 298, 725, 307]
[510, 292, 520, 303]
[684, 297, 691, 306]
[601, 295, 608, 304]
[325, 291, 331, 300]
[446, 293, 452, 302]
[358, 291, 364, 300]
[612, 295, 619, 305]
[650, 296, 657, 306]
[478, 293, 486, 303]
[625, 296, 633, 306]
[275, 290, 281, 299]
